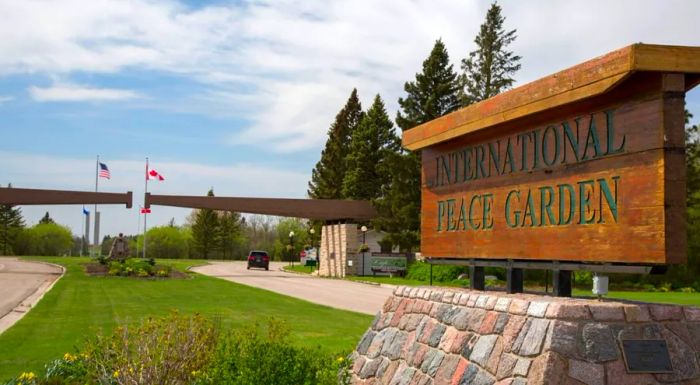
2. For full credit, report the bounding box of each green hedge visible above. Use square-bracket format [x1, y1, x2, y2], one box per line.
[406, 261, 468, 282]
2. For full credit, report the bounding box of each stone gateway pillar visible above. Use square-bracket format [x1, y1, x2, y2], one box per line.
[318, 223, 359, 278]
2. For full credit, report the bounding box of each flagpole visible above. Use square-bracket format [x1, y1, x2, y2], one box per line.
[136, 205, 142, 258]
[143, 157, 149, 260]
[93, 155, 99, 257]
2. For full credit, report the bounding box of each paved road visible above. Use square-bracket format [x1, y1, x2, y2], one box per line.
[0, 258, 63, 333]
[192, 261, 395, 315]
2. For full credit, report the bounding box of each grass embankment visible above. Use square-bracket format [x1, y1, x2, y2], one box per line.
[0, 257, 372, 380]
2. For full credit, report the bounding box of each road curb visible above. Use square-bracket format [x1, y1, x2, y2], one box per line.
[0, 259, 65, 335]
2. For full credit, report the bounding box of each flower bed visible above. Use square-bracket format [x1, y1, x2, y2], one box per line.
[84, 258, 188, 279]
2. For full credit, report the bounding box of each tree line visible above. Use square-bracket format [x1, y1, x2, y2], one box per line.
[0, 186, 313, 260]
[308, 3, 521, 252]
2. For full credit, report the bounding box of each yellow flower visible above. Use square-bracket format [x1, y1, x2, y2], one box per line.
[19, 372, 36, 380]
[336, 357, 345, 363]
[113, 370, 120, 378]
[129, 367, 134, 374]
[63, 352, 77, 362]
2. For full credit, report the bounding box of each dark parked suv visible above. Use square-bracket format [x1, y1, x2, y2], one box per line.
[247, 250, 270, 270]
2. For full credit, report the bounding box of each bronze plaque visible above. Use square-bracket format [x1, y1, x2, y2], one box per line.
[621, 339, 673, 373]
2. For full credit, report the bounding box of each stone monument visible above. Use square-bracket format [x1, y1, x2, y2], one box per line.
[349, 44, 700, 384]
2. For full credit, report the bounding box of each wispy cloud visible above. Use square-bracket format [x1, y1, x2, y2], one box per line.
[0, 95, 13, 104]
[1, 0, 700, 150]
[28, 83, 141, 102]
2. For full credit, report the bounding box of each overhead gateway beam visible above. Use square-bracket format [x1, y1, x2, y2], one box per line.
[0, 187, 133, 208]
[146, 193, 377, 221]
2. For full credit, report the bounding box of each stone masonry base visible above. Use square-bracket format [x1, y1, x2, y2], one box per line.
[350, 286, 700, 385]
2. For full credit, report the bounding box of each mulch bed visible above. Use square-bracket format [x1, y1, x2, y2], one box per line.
[85, 263, 109, 276]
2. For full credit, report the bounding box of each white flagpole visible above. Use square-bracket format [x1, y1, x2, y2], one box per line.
[143, 157, 149, 260]
[93, 155, 99, 257]
[136, 205, 141, 258]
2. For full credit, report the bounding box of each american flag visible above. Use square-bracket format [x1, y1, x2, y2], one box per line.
[98, 162, 111, 179]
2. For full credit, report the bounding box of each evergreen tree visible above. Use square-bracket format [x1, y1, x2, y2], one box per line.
[308, 89, 363, 199]
[378, 40, 461, 251]
[396, 39, 461, 129]
[343, 94, 400, 200]
[39, 211, 54, 224]
[219, 211, 245, 259]
[460, 2, 521, 105]
[0, 185, 25, 255]
[191, 189, 221, 259]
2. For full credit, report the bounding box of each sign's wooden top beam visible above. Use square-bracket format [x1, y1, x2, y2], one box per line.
[402, 44, 700, 151]
[146, 193, 377, 221]
[0, 187, 133, 208]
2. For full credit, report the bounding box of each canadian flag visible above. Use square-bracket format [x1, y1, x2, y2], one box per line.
[140, 208, 152, 214]
[147, 169, 165, 181]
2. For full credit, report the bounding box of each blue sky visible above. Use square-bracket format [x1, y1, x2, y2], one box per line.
[1, 0, 699, 238]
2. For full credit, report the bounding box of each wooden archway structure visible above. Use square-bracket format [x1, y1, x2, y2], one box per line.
[0, 187, 133, 207]
[144, 193, 376, 221]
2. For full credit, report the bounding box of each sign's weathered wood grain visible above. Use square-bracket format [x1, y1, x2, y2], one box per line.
[405, 44, 700, 264]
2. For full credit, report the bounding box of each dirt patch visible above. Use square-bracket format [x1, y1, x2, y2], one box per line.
[85, 263, 108, 276]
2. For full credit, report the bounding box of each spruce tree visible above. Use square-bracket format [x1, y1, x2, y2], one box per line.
[377, 40, 461, 251]
[219, 211, 245, 259]
[396, 39, 461, 129]
[191, 189, 221, 259]
[460, 2, 521, 105]
[343, 94, 400, 200]
[0, 185, 25, 255]
[308, 89, 363, 199]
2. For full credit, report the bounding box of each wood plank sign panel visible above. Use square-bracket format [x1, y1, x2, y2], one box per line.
[403, 44, 700, 264]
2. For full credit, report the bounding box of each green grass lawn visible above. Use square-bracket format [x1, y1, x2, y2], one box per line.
[283, 264, 319, 274]
[346, 275, 470, 288]
[0, 257, 373, 380]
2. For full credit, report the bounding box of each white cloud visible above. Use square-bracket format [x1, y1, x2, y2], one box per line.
[0, 151, 309, 237]
[0, 95, 13, 104]
[28, 83, 141, 102]
[1, 0, 700, 150]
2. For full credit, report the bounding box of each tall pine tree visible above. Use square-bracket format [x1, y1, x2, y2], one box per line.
[308, 89, 363, 199]
[343, 94, 400, 200]
[460, 2, 521, 105]
[219, 211, 245, 259]
[378, 40, 461, 251]
[191, 189, 221, 259]
[0, 184, 24, 255]
[396, 39, 461, 129]
[0, 184, 25, 256]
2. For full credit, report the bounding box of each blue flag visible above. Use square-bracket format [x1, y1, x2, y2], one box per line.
[83, 207, 89, 215]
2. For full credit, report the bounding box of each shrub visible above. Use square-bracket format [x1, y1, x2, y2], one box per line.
[107, 258, 168, 278]
[406, 261, 468, 282]
[201, 318, 350, 385]
[81, 312, 217, 385]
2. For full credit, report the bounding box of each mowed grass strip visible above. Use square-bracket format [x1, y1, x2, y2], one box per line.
[0, 257, 373, 380]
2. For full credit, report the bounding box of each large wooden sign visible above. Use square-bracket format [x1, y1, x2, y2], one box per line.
[403, 44, 700, 264]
